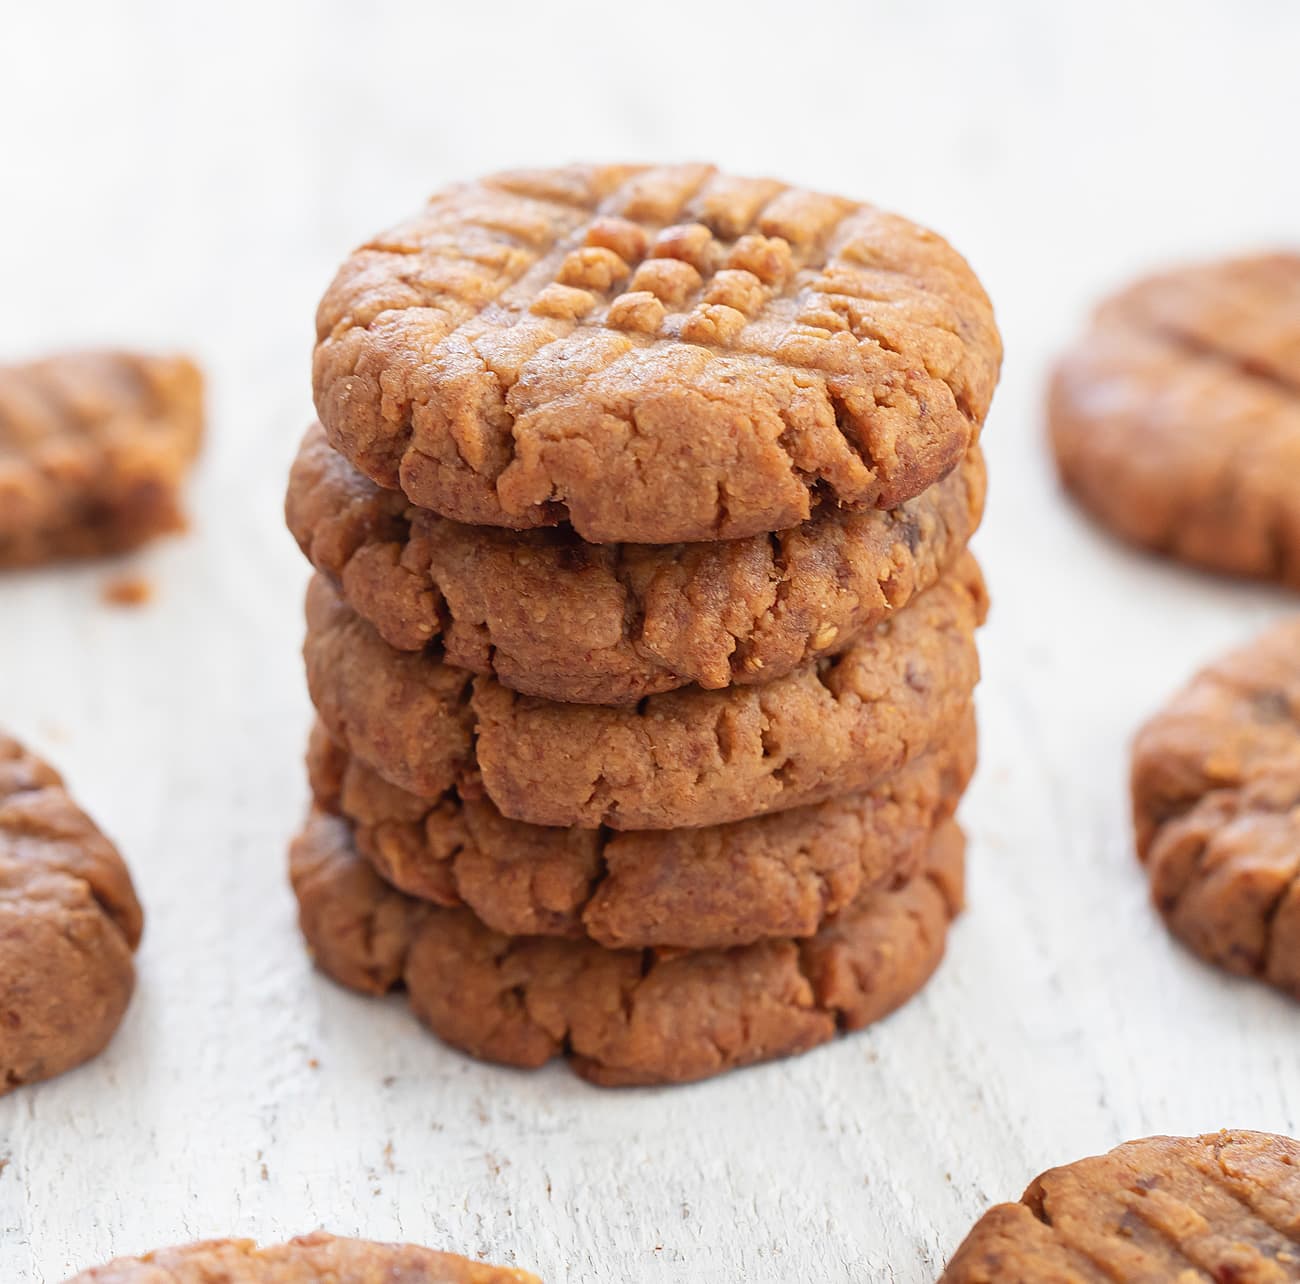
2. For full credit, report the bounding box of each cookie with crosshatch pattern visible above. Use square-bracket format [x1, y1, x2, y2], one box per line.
[62, 1232, 539, 1282]
[0, 732, 143, 1095]
[0, 350, 202, 567]
[313, 164, 1001, 544]
[1050, 253, 1300, 585]
[939, 1131, 1300, 1282]
[286, 422, 986, 704]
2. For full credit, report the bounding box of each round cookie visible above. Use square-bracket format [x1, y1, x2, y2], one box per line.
[0, 733, 143, 1094]
[290, 810, 965, 1086]
[0, 350, 204, 568]
[313, 163, 1002, 544]
[939, 1130, 1300, 1282]
[1050, 253, 1300, 586]
[303, 555, 986, 828]
[306, 706, 976, 950]
[287, 422, 986, 704]
[63, 1231, 538, 1283]
[1132, 616, 1300, 998]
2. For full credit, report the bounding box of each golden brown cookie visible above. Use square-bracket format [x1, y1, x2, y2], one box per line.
[1132, 616, 1300, 998]
[0, 733, 143, 1094]
[287, 423, 986, 704]
[0, 350, 203, 568]
[290, 810, 964, 1086]
[939, 1130, 1300, 1282]
[62, 1231, 538, 1282]
[1050, 253, 1300, 585]
[307, 706, 975, 950]
[303, 555, 985, 829]
[313, 163, 1001, 544]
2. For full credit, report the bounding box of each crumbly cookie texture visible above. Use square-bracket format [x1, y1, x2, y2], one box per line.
[939, 1130, 1300, 1282]
[62, 1231, 538, 1283]
[0, 350, 203, 568]
[1050, 253, 1300, 585]
[287, 423, 986, 703]
[313, 163, 1001, 544]
[0, 733, 143, 1094]
[1132, 616, 1300, 998]
[304, 556, 985, 829]
[307, 707, 975, 950]
[291, 810, 963, 1086]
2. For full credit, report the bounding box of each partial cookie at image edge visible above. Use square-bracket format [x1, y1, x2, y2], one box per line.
[1131, 615, 1300, 999]
[1049, 252, 1300, 587]
[0, 350, 204, 569]
[0, 732, 143, 1095]
[60, 1230, 539, 1283]
[938, 1130, 1300, 1282]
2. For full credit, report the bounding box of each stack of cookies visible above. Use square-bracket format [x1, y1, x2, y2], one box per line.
[285, 164, 1001, 1085]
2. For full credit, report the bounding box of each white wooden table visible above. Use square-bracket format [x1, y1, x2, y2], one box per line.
[3, 2, 1298, 1279]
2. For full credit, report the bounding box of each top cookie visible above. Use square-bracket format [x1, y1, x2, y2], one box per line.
[1132, 615, 1300, 998]
[939, 1130, 1300, 1282]
[313, 164, 1001, 543]
[62, 1232, 539, 1283]
[1050, 253, 1300, 586]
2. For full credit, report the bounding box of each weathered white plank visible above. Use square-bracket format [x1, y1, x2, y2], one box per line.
[2, 1, 1298, 1280]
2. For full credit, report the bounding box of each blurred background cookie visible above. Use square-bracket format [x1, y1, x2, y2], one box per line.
[1049, 254, 1300, 586]
[0, 351, 202, 568]
[61, 1231, 538, 1282]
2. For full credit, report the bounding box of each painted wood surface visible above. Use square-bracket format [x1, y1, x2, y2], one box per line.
[2, 1, 1298, 1278]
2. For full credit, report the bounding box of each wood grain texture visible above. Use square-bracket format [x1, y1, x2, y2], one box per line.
[1, 0, 1298, 1279]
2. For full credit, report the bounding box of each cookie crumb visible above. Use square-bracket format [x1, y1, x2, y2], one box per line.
[101, 575, 153, 608]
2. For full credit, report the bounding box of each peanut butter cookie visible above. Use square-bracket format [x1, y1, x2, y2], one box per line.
[63, 1231, 538, 1282]
[0, 732, 143, 1094]
[940, 1130, 1300, 1282]
[1050, 253, 1300, 585]
[290, 811, 964, 1086]
[307, 707, 975, 950]
[1132, 616, 1300, 998]
[0, 350, 203, 567]
[287, 423, 985, 703]
[313, 164, 1001, 543]
[303, 557, 985, 828]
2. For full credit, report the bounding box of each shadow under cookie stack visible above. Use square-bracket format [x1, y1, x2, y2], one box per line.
[285, 164, 1001, 1086]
